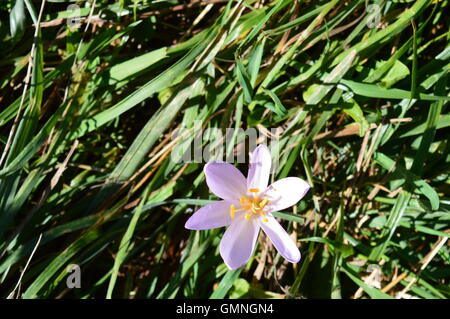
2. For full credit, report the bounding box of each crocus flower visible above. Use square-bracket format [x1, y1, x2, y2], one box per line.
[185, 144, 310, 270]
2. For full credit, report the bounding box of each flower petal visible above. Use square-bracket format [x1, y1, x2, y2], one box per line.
[204, 162, 247, 201]
[247, 144, 272, 194]
[264, 177, 310, 212]
[220, 216, 260, 270]
[185, 200, 234, 230]
[259, 216, 301, 263]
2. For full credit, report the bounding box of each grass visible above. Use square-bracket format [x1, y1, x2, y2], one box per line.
[0, 0, 449, 299]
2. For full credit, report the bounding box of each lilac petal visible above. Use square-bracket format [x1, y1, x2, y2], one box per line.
[259, 216, 301, 263]
[185, 200, 233, 230]
[204, 162, 247, 201]
[220, 216, 260, 270]
[247, 144, 272, 194]
[264, 177, 310, 213]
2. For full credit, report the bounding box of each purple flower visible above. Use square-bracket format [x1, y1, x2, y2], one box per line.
[185, 144, 310, 270]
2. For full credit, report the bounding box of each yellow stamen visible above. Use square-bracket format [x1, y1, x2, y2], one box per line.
[230, 205, 235, 219]
[234, 194, 271, 221]
[259, 198, 268, 208]
[262, 218, 268, 223]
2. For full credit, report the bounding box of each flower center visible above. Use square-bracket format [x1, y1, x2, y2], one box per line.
[229, 188, 269, 222]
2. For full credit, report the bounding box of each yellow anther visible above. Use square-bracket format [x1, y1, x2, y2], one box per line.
[230, 205, 235, 219]
[262, 218, 268, 223]
[233, 195, 270, 221]
[248, 188, 260, 193]
[259, 198, 269, 208]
